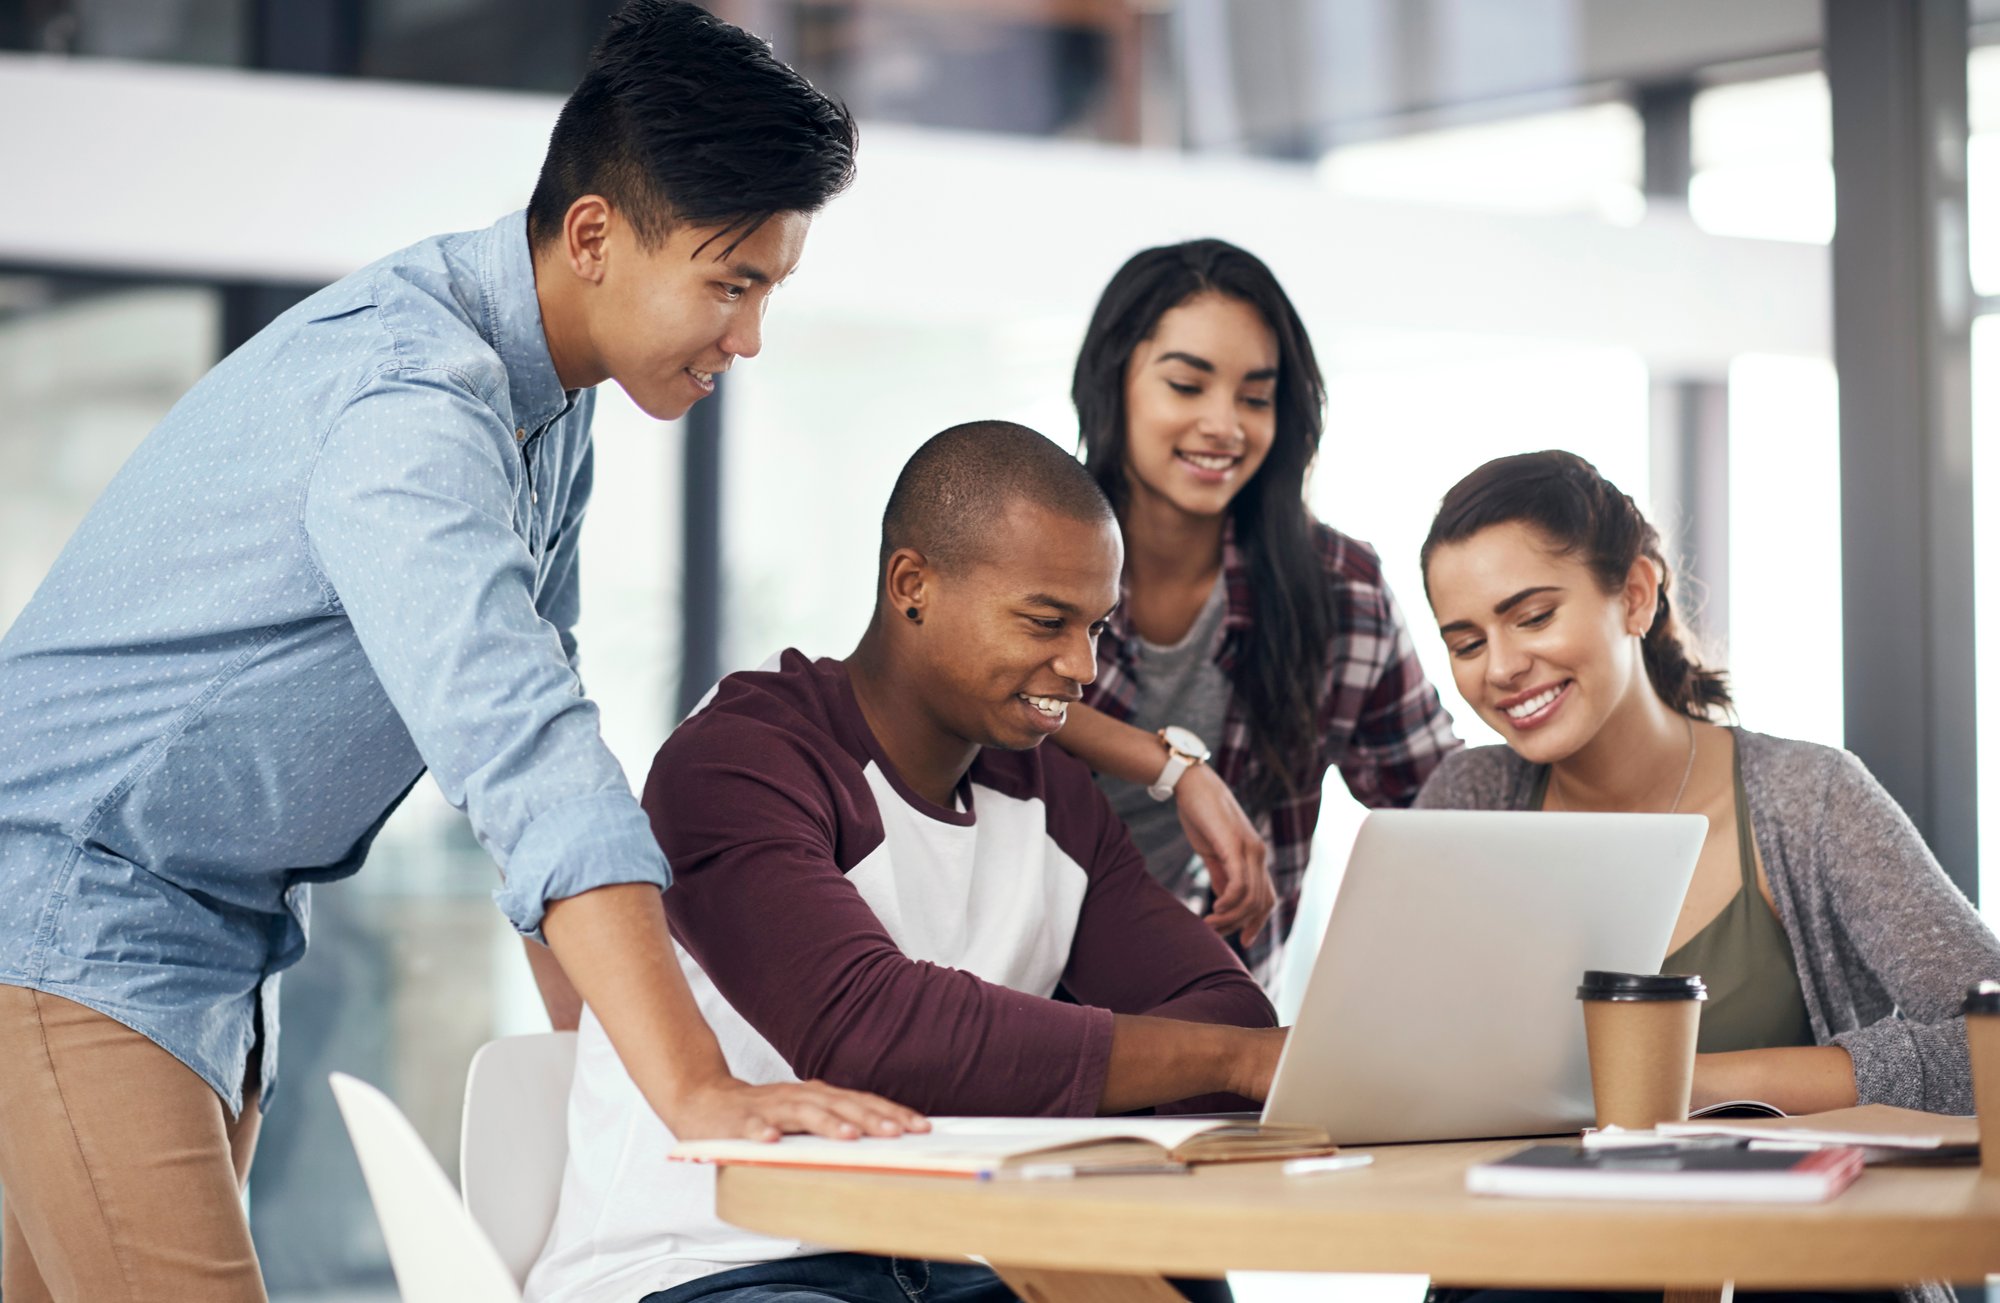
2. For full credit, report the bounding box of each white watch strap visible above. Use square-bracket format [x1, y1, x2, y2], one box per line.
[1147, 751, 1192, 802]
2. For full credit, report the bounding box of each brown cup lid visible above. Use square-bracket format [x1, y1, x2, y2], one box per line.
[1963, 980, 2000, 1016]
[1577, 970, 1708, 1002]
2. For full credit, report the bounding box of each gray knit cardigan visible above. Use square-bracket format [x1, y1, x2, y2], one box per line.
[1414, 728, 2000, 1116]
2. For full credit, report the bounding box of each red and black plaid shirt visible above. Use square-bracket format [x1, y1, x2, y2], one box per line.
[1083, 521, 1461, 982]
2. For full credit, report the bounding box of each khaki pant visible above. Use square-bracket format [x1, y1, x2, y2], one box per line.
[0, 985, 266, 1303]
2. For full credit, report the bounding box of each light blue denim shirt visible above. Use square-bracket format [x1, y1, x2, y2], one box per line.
[0, 211, 668, 1113]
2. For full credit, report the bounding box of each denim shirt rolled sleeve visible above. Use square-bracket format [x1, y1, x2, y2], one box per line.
[302, 368, 666, 936]
[501, 792, 665, 935]
[0, 211, 664, 1112]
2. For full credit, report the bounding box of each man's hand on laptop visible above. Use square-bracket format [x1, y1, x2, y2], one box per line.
[1177, 766, 1276, 944]
[1102, 1018, 1289, 1111]
[670, 1076, 932, 1144]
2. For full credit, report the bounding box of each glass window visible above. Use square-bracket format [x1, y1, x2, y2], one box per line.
[1317, 101, 1645, 224]
[0, 276, 220, 627]
[1724, 354, 1843, 748]
[353, 0, 1130, 137]
[1689, 72, 1835, 244]
[771, 4, 1129, 140]
[1, 0, 247, 63]
[358, 0, 613, 93]
[722, 312, 1081, 674]
[1974, 313, 2000, 928]
[1971, 43, 2000, 297]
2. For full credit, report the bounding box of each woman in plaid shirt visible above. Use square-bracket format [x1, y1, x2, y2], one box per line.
[1051, 239, 1461, 986]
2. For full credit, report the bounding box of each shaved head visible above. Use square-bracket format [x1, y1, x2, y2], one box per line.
[880, 421, 1114, 583]
[857, 420, 1121, 760]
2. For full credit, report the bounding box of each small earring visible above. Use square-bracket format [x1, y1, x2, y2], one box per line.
[905, 606, 920, 621]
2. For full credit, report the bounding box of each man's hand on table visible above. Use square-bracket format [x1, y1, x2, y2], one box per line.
[669, 1076, 932, 1144]
[540, 882, 930, 1145]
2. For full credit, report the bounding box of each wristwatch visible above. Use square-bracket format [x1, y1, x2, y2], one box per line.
[1147, 726, 1211, 801]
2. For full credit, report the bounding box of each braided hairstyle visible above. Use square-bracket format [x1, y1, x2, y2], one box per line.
[1420, 450, 1732, 722]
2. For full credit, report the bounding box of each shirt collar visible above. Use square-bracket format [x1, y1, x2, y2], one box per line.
[470, 210, 574, 435]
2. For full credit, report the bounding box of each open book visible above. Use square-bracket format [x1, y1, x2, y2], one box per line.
[670, 1116, 1336, 1180]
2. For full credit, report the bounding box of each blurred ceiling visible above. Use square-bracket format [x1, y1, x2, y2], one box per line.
[735, 0, 2000, 152]
[6, 0, 1999, 152]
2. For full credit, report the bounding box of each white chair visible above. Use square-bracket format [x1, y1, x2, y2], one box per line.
[328, 1071, 522, 1303]
[459, 1031, 579, 1287]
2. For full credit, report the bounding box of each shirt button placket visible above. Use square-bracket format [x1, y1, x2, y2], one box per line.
[518, 425, 541, 548]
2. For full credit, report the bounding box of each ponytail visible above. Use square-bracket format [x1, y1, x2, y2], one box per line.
[1641, 584, 1733, 722]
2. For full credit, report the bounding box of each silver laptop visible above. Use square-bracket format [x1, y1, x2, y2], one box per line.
[1262, 809, 1705, 1144]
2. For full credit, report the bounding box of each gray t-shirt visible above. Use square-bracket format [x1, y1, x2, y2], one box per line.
[1095, 577, 1233, 900]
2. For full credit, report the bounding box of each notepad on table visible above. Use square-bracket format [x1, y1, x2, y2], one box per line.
[670, 1116, 1336, 1180]
[1467, 1141, 1866, 1203]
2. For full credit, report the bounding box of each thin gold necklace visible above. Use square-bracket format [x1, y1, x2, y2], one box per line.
[1548, 715, 1697, 813]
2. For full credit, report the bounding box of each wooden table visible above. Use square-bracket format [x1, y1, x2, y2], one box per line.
[715, 1138, 2000, 1303]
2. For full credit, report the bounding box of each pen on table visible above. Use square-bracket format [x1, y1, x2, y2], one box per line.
[1283, 1154, 1374, 1176]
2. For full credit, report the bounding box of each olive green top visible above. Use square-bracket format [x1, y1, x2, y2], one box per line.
[1527, 740, 1816, 1054]
[1422, 727, 2000, 1116]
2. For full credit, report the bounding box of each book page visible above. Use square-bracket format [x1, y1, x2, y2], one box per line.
[669, 1115, 1235, 1173]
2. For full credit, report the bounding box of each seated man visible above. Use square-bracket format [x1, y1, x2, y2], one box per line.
[528, 421, 1286, 1303]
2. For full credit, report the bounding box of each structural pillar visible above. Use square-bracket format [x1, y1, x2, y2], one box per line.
[1825, 0, 1977, 900]
[1636, 79, 1730, 651]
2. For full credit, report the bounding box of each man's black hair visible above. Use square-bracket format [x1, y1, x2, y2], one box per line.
[527, 0, 857, 253]
[880, 421, 1115, 581]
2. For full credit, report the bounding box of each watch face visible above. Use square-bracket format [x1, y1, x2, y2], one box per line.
[1161, 726, 1210, 762]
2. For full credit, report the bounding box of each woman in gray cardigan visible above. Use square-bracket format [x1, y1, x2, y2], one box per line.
[1415, 450, 1998, 1121]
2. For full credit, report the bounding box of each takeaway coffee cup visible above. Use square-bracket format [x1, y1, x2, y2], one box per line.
[1963, 980, 2000, 1177]
[1576, 971, 1707, 1130]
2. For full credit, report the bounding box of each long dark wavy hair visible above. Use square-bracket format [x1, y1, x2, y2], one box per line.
[1073, 239, 1334, 812]
[1420, 450, 1732, 721]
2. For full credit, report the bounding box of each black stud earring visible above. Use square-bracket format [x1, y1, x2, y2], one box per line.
[905, 606, 920, 621]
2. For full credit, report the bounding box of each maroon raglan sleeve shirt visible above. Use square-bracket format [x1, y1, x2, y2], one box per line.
[644, 651, 1273, 1118]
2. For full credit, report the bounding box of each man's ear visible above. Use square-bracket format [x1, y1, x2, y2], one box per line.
[560, 196, 614, 285]
[884, 547, 932, 621]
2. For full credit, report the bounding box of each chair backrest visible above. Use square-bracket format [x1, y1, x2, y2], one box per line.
[328, 1072, 522, 1303]
[459, 1031, 579, 1287]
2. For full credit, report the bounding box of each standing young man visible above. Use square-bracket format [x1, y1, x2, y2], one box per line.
[0, 5, 918, 1299]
